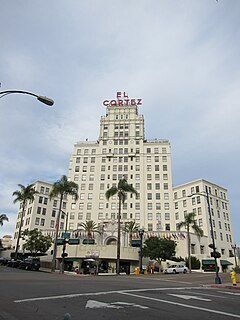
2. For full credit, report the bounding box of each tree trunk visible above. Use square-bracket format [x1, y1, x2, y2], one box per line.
[51, 194, 63, 272]
[14, 201, 26, 260]
[116, 196, 121, 275]
[187, 226, 192, 273]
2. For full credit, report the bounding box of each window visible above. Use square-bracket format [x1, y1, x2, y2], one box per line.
[200, 245, 204, 254]
[148, 213, 153, 220]
[50, 220, 55, 228]
[40, 218, 45, 226]
[155, 183, 160, 190]
[165, 224, 170, 231]
[147, 183, 152, 190]
[165, 213, 170, 220]
[80, 193, 84, 200]
[35, 217, 40, 225]
[164, 203, 169, 210]
[88, 193, 93, 200]
[198, 219, 203, 227]
[75, 166, 80, 172]
[156, 203, 161, 210]
[147, 148, 151, 154]
[163, 183, 168, 190]
[86, 213, 91, 220]
[40, 186, 45, 193]
[52, 210, 56, 217]
[42, 208, 46, 215]
[39, 196, 43, 204]
[147, 193, 152, 200]
[147, 203, 152, 210]
[37, 207, 41, 214]
[191, 244, 195, 254]
[148, 223, 153, 231]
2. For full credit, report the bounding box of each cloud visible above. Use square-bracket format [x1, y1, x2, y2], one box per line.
[1, 0, 240, 243]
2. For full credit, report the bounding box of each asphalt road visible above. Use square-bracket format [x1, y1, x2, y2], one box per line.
[0, 266, 239, 320]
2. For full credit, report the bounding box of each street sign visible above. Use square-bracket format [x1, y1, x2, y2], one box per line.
[62, 232, 70, 239]
[211, 251, 221, 258]
[57, 239, 65, 245]
[68, 239, 80, 245]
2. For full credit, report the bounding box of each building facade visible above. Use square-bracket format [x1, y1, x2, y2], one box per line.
[67, 93, 173, 234]
[13, 181, 66, 251]
[173, 179, 235, 267]
[11, 92, 236, 271]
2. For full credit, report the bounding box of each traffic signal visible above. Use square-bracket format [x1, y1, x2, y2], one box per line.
[211, 251, 221, 258]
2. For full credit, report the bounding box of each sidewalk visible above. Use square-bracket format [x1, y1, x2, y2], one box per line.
[210, 283, 240, 290]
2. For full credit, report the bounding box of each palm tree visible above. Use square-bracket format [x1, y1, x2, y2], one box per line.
[105, 179, 137, 274]
[0, 213, 9, 226]
[178, 212, 203, 273]
[79, 220, 100, 242]
[12, 183, 39, 259]
[50, 175, 79, 272]
[123, 221, 138, 246]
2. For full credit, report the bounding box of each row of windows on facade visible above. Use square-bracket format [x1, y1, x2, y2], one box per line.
[75, 165, 168, 174]
[174, 197, 228, 210]
[19, 211, 234, 242]
[75, 155, 168, 164]
[174, 186, 227, 200]
[76, 146, 167, 155]
[74, 181, 169, 192]
[31, 211, 234, 244]
[73, 190, 169, 201]
[190, 244, 233, 256]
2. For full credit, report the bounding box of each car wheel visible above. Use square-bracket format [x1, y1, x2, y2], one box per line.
[183, 269, 187, 274]
[173, 270, 176, 274]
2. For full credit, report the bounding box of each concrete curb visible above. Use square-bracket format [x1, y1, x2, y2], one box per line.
[210, 284, 240, 290]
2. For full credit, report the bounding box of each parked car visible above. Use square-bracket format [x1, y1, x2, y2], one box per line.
[7, 259, 22, 268]
[19, 258, 40, 271]
[0, 257, 9, 265]
[164, 264, 188, 274]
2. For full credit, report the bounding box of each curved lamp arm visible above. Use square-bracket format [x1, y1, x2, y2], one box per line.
[0, 90, 54, 106]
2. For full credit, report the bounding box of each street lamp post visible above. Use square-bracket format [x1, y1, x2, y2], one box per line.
[189, 189, 221, 284]
[138, 228, 144, 274]
[0, 90, 54, 106]
[205, 187, 221, 284]
[61, 211, 69, 274]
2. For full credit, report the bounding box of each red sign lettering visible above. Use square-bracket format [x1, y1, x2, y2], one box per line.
[102, 92, 142, 107]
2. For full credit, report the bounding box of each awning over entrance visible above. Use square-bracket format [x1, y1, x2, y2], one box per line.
[202, 259, 216, 265]
[220, 260, 233, 266]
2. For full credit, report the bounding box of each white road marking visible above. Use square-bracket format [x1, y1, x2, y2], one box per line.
[85, 300, 149, 309]
[168, 294, 211, 301]
[14, 287, 202, 303]
[162, 279, 192, 284]
[85, 300, 122, 309]
[120, 292, 240, 318]
[219, 291, 240, 296]
[182, 290, 228, 299]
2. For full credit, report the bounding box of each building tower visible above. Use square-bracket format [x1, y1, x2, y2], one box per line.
[67, 91, 173, 235]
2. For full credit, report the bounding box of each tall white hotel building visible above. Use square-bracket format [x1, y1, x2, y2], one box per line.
[12, 92, 236, 269]
[67, 92, 173, 233]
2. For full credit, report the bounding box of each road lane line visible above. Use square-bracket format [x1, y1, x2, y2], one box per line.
[13, 286, 205, 303]
[120, 292, 240, 318]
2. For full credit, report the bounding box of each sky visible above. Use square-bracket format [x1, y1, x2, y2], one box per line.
[0, 0, 240, 244]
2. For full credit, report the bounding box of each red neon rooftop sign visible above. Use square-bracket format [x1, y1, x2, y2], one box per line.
[103, 91, 142, 107]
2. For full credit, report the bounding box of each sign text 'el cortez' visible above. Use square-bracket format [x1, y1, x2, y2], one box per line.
[103, 92, 142, 107]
